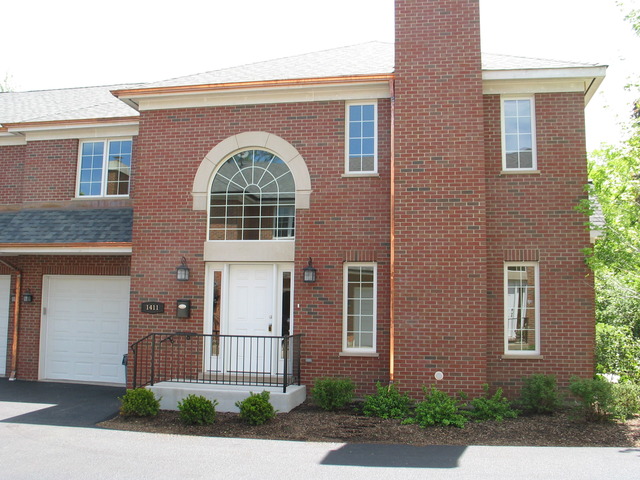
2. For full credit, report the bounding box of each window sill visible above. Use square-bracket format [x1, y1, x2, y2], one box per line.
[501, 354, 544, 360]
[500, 169, 540, 175]
[339, 351, 379, 358]
[73, 196, 130, 200]
[341, 173, 379, 178]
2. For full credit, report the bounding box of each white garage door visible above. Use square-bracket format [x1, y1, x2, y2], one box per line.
[0, 275, 10, 376]
[40, 276, 130, 385]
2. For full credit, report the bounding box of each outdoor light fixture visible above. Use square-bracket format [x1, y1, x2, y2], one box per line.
[22, 290, 33, 303]
[303, 257, 317, 283]
[176, 257, 190, 281]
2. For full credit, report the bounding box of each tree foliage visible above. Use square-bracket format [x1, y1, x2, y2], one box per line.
[580, 4, 640, 381]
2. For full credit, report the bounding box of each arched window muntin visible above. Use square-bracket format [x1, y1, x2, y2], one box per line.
[209, 149, 296, 241]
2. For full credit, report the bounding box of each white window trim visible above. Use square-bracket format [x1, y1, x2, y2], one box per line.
[503, 262, 540, 356]
[76, 138, 132, 198]
[500, 95, 537, 172]
[341, 262, 377, 355]
[344, 100, 378, 175]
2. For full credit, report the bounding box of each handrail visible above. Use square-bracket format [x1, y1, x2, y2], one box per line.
[130, 332, 303, 393]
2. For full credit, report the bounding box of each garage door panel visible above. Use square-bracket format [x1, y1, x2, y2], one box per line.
[41, 276, 130, 385]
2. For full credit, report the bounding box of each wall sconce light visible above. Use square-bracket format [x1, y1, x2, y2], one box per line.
[176, 257, 190, 281]
[303, 257, 317, 283]
[23, 290, 33, 303]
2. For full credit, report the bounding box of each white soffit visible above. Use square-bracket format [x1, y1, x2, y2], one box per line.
[482, 66, 607, 105]
[0, 246, 132, 255]
[120, 81, 392, 111]
[4, 122, 139, 142]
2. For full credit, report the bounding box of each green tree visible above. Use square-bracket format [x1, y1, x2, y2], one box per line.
[580, 3, 640, 381]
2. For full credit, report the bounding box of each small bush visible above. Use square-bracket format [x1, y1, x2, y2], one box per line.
[468, 384, 519, 422]
[236, 391, 276, 425]
[311, 377, 354, 411]
[519, 374, 562, 414]
[119, 388, 160, 417]
[177, 394, 218, 425]
[362, 382, 413, 419]
[611, 382, 640, 421]
[413, 385, 467, 428]
[569, 376, 614, 421]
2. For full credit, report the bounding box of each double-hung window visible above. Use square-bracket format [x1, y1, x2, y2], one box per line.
[501, 96, 536, 171]
[343, 263, 377, 353]
[346, 101, 377, 174]
[504, 263, 540, 355]
[77, 139, 132, 197]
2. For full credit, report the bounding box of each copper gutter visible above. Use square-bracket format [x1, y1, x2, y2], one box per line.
[389, 78, 396, 384]
[111, 74, 394, 98]
[2, 116, 138, 131]
[0, 259, 21, 381]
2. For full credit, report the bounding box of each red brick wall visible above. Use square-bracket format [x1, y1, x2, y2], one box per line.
[22, 139, 78, 203]
[393, 0, 488, 397]
[129, 100, 392, 394]
[0, 144, 25, 206]
[484, 93, 595, 396]
[0, 256, 130, 380]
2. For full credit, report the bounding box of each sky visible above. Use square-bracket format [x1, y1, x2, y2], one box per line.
[2, 0, 639, 150]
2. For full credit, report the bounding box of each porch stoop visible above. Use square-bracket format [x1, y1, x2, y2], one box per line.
[147, 382, 307, 413]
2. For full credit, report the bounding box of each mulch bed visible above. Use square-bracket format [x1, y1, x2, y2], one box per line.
[101, 401, 640, 447]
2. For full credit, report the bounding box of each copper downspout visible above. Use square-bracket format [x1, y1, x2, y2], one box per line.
[389, 78, 396, 384]
[0, 259, 21, 381]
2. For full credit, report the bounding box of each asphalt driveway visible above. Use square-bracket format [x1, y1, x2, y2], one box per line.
[0, 378, 124, 427]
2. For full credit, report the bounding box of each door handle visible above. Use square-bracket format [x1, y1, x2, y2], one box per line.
[268, 323, 272, 332]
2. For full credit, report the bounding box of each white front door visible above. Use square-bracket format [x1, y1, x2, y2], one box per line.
[225, 264, 275, 373]
[0, 275, 10, 376]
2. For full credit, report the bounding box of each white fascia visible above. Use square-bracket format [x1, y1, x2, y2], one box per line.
[483, 66, 607, 105]
[0, 246, 132, 255]
[126, 81, 391, 112]
[5, 121, 139, 142]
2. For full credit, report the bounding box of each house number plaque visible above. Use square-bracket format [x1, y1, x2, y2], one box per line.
[141, 302, 165, 314]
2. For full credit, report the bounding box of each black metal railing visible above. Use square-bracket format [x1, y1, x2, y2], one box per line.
[130, 332, 302, 393]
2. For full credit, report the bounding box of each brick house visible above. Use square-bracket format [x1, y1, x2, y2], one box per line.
[0, 1, 605, 409]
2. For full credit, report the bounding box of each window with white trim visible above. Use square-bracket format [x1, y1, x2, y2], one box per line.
[343, 263, 376, 352]
[501, 96, 536, 171]
[504, 263, 540, 355]
[77, 139, 132, 197]
[346, 101, 377, 174]
[209, 149, 295, 241]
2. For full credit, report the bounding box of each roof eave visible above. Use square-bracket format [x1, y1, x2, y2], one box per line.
[0, 242, 132, 256]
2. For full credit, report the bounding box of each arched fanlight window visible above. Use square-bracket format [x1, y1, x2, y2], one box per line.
[209, 149, 295, 241]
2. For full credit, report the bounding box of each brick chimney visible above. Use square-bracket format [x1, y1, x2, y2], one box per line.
[393, 0, 488, 395]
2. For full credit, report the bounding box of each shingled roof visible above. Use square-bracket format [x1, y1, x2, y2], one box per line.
[0, 208, 133, 244]
[0, 84, 140, 126]
[138, 42, 600, 90]
[1, 42, 604, 129]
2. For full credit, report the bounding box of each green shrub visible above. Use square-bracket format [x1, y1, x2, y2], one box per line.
[569, 376, 614, 421]
[413, 385, 467, 428]
[611, 382, 640, 421]
[468, 384, 519, 421]
[177, 394, 218, 425]
[311, 377, 354, 411]
[519, 374, 562, 414]
[119, 388, 160, 417]
[596, 323, 640, 382]
[362, 382, 413, 419]
[235, 391, 276, 425]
